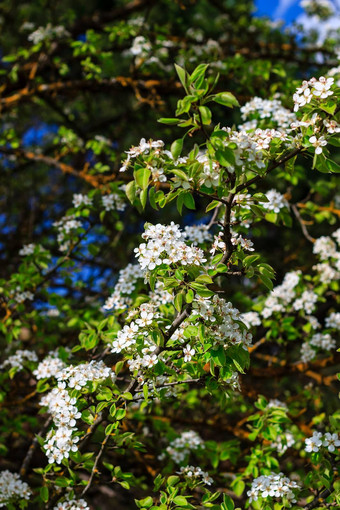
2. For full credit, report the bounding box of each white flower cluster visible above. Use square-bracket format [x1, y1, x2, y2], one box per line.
[41, 361, 115, 464]
[262, 189, 289, 213]
[241, 96, 296, 128]
[210, 230, 254, 255]
[307, 315, 321, 329]
[0, 470, 31, 508]
[231, 232, 255, 251]
[112, 321, 139, 354]
[178, 465, 213, 485]
[119, 138, 164, 172]
[102, 193, 126, 212]
[33, 351, 66, 379]
[129, 35, 152, 56]
[19, 243, 35, 256]
[241, 311, 261, 329]
[271, 432, 295, 454]
[329, 65, 340, 87]
[293, 76, 334, 112]
[112, 302, 159, 360]
[313, 229, 340, 260]
[56, 360, 116, 389]
[262, 271, 301, 318]
[267, 399, 288, 410]
[127, 34, 173, 70]
[183, 344, 195, 362]
[293, 289, 318, 314]
[13, 288, 34, 303]
[166, 430, 204, 464]
[225, 371, 241, 390]
[1, 349, 38, 371]
[54, 497, 89, 510]
[19, 243, 48, 258]
[28, 23, 70, 44]
[326, 312, 340, 330]
[323, 118, 340, 134]
[72, 194, 92, 208]
[184, 224, 212, 245]
[305, 431, 340, 453]
[53, 215, 83, 252]
[312, 230, 340, 283]
[192, 295, 252, 349]
[247, 472, 300, 505]
[126, 34, 175, 70]
[226, 127, 288, 173]
[310, 332, 336, 350]
[197, 152, 220, 187]
[104, 263, 143, 310]
[113, 303, 163, 372]
[300, 332, 336, 362]
[134, 222, 207, 271]
[47, 307, 60, 317]
[41, 388, 81, 464]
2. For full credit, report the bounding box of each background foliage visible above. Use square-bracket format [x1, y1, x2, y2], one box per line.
[0, 1, 339, 509]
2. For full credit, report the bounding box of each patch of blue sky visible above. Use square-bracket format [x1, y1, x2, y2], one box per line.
[22, 122, 59, 147]
[255, 0, 340, 44]
[255, 0, 303, 23]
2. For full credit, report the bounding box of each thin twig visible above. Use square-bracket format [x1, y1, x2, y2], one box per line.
[207, 205, 221, 228]
[20, 416, 52, 477]
[291, 204, 315, 243]
[81, 433, 111, 496]
[302, 487, 333, 509]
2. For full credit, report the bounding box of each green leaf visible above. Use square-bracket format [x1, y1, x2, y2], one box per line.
[148, 186, 158, 210]
[243, 255, 260, 267]
[143, 383, 149, 401]
[174, 292, 183, 312]
[138, 497, 153, 508]
[189, 63, 209, 83]
[215, 148, 235, 167]
[40, 486, 49, 503]
[115, 360, 124, 375]
[199, 106, 212, 125]
[54, 477, 71, 487]
[167, 475, 180, 487]
[173, 496, 188, 506]
[134, 168, 151, 190]
[222, 494, 234, 510]
[232, 479, 245, 497]
[115, 408, 126, 420]
[174, 64, 189, 92]
[125, 180, 136, 204]
[259, 274, 273, 290]
[158, 118, 181, 125]
[171, 138, 183, 159]
[185, 289, 194, 303]
[325, 158, 340, 173]
[213, 92, 240, 108]
[206, 200, 221, 212]
[195, 274, 213, 284]
[328, 137, 340, 147]
[190, 282, 214, 297]
[183, 192, 195, 210]
[140, 188, 148, 209]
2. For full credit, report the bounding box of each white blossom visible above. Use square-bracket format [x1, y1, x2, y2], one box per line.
[0, 470, 31, 508]
[1, 349, 38, 371]
[305, 431, 324, 452]
[247, 472, 300, 505]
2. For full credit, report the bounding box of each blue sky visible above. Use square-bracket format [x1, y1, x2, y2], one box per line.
[255, 0, 303, 23]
